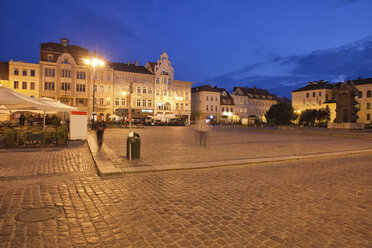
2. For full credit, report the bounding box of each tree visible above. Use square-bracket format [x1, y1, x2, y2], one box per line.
[299, 107, 330, 127]
[299, 109, 318, 127]
[265, 102, 296, 125]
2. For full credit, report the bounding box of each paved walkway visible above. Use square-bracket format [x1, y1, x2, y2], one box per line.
[0, 143, 371, 247]
[87, 126, 372, 175]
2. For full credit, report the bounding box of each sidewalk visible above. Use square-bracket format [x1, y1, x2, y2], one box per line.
[87, 127, 372, 176]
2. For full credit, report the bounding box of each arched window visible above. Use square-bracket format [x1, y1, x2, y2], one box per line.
[63, 59, 69, 64]
[358, 91, 362, 98]
[367, 90, 371, 98]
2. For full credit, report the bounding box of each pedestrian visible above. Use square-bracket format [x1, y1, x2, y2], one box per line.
[195, 118, 210, 147]
[95, 115, 106, 149]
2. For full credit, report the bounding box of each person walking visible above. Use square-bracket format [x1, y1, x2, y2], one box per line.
[195, 118, 210, 147]
[95, 115, 106, 149]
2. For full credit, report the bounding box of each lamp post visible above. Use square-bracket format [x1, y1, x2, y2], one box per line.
[84, 51, 104, 123]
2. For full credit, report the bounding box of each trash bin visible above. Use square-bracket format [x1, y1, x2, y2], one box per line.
[126, 132, 140, 159]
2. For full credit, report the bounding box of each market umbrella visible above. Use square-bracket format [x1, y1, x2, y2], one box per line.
[35, 97, 78, 129]
[0, 86, 49, 110]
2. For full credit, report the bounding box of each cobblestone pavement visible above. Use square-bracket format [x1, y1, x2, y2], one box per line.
[0, 138, 371, 247]
[0, 141, 97, 179]
[103, 126, 372, 167]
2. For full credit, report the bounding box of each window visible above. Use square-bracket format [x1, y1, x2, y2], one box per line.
[44, 82, 55, 90]
[22, 82, 27, 89]
[215, 106, 217, 111]
[143, 100, 146, 107]
[61, 82, 71, 91]
[47, 55, 53, 62]
[163, 78, 167, 84]
[61, 69, 71, 78]
[156, 78, 159, 84]
[30, 70, 35, 77]
[143, 87, 147, 94]
[306, 93, 309, 98]
[222, 107, 225, 112]
[14, 81, 19, 89]
[137, 99, 141, 107]
[176, 103, 179, 110]
[148, 100, 152, 107]
[76, 71, 86, 79]
[216, 97, 218, 101]
[206, 105, 208, 111]
[22, 69, 27, 76]
[149, 88, 152, 94]
[45, 68, 55, 77]
[14, 68, 19, 75]
[115, 98, 119, 106]
[76, 84, 86, 92]
[164, 90, 167, 96]
[168, 79, 172, 85]
[137, 87, 141, 94]
[99, 98, 104, 106]
[30, 82, 35, 90]
[106, 85, 111, 93]
[367, 103, 371, 110]
[319, 92, 322, 97]
[121, 98, 126, 106]
[368, 114, 371, 121]
[107, 74, 111, 81]
[206, 96, 209, 101]
[181, 103, 184, 110]
[231, 108, 233, 112]
[63, 59, 69, 64]
[156, 90, 160, 96]
[107, 98, 110, 106]
[97, 85, 103, 92]
[367, 91, 371, 98]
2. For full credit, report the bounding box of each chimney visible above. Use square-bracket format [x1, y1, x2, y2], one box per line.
[60, 38, 70, 47]
[134, 62, 139, 66]
[307, 82, 312, 86]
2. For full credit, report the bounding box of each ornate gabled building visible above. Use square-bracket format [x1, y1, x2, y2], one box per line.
[39, 38, 91, 112]
[231, 86, 277, 121]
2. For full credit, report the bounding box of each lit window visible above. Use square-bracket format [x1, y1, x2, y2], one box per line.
[148, 100, 152, 107]
[115, 98, 119, 106]
[137, 99, 141, 107]
[143, 87, 147, 94]
[137, 87, 141, 94]
[143, 100, 146, 107]
[121, 98, 125, 106]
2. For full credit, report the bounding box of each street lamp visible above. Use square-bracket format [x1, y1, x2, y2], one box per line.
[84, 51, 104, 123]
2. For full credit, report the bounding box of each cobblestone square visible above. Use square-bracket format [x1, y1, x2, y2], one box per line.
[0, 127, 371, 247]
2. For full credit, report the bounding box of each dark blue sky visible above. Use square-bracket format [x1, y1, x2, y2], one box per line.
[1, 0, 372, 98]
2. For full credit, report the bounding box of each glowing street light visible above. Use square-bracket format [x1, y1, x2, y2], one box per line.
[84, 51, 105, 122]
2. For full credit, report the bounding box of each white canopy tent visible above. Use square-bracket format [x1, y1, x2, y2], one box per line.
[0, 87, 78, 130]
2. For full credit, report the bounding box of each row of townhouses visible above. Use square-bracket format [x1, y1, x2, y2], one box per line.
[0, 38, 282, 124]
[0, 38, 193, 123]
[292, 78, 372, 124]
[191, 85, 280, 123]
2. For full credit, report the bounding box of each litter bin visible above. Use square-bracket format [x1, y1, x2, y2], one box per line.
[127, 132, 140, 159]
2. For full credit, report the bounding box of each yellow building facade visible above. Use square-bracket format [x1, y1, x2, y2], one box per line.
[8, 60, 39, 98]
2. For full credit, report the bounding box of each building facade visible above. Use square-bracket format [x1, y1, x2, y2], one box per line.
[191, 85, 221, 123]
[8, 60, 40, 98]
[231, 87, 277, 122]
[216, 88, 235, 123]
[292, 78, 372, 124]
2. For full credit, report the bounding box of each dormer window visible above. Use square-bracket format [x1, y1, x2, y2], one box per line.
[63, 59, 69, 64]
[47, 55, 53, 62]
